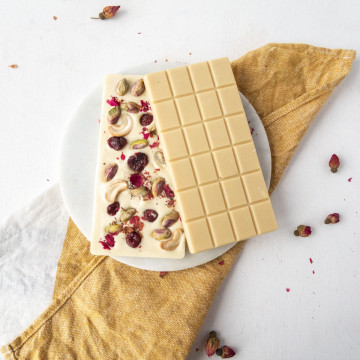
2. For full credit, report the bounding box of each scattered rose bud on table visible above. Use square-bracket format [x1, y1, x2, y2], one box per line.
[205, 331, 220, 357]
[216, 345, 236, 358]
[329, 154, 340, 173]
[92, 6, 120, 20]
[294, 225, 312, 237]
[8, 64, 18, 68]
[324, 213, 340, 224]
[159, 271, 168, 277]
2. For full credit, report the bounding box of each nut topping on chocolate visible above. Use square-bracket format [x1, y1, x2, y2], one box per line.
[131, 78, 145, 96]
[154, 151, 166, 168]
[105, 180, 128, 203]
[160, 228, 183, 251]
[152, 228, 172, 240]
[152, 177, 165, 197]
[107, 107, 121, 124]
[161, 210, 180, 228]
[126, 101, 141, 114]
[130, 186, 150, 198]
[104, 163, 118, 182]
[105, 224, 123, 234]
[120, 208, 136, 222]
[130, 139, 149, 150]
[116, 78, 129, 96]
[108, 113, 133, 137]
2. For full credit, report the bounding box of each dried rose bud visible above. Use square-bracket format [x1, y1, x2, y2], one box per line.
[329, 154, 340, 173]
[294, 225, 312, 237]
[205, 331, 220, 357]
[103, 6, 120, 18]
[159, 271, 168, 277]
[216, 346, 236, 358]
[91, 6, 120, 20]
[324, 213, 340, 224]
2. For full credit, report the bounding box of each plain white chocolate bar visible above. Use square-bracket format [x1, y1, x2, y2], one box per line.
[144, 57, 277, 254]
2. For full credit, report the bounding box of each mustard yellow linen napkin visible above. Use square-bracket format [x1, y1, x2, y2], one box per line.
[1, 43, 355, 360]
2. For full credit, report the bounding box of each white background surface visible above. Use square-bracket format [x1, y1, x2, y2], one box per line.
[0, 0, 359, 359]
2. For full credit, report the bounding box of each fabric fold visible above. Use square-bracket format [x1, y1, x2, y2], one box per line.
[1, 43, 355, 360]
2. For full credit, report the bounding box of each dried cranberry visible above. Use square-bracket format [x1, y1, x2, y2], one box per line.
[139, 113, 153, 126]
[107, 136, 127, 151]
[143, 209, 158, 222]
[129, 173, 145, 188]
[126, 231, 141, 248]
[107, 202, 120, 216]
[127, 152, 148, 173]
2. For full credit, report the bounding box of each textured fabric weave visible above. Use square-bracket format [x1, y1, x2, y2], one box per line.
[1, 43, 355, 360]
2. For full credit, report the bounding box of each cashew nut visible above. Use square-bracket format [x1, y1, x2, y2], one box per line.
[105, 180, 128, 203]
[160, 228, 184, 251]
[108, 113, 133, 137]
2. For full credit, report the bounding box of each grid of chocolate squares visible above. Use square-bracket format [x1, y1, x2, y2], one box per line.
[144, 57, 277, 254]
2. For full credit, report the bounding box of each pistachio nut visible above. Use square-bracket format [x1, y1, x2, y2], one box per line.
[108, 113, 133, 137]
[126, 101, 141, 114]
[154, 151, 166, 168]
[130, 186, 149, 198]
[131, 78, 145, 96]
[160, 228, 183, 251]
[152, 228, 172, 240]
[107, 107, 121, 125]
[105, 224, 123, 234]
[120, 208, 136, 222]
[152, 177, 165, 197]
[105, 180, 128, 203]
[161, 210, 180, 228]
[130, 139, 149, 150]
[104, 163, 118, 182]
[116, 78, 129, 96]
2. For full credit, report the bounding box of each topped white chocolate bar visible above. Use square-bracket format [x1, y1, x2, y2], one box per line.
[90, 74, 185, 259]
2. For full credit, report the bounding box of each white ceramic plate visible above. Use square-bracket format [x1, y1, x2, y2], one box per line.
[59, 63, 271, 272]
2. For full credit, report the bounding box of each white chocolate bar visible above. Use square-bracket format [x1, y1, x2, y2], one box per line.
[144, 58, 277, 254]
[90, 74, 185, 258]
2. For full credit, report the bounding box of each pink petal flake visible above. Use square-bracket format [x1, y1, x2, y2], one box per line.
[99, 241, 111, 250]
[105, 234, 115, 247]
[139, 100, 151, 112]
[286, 288, 290, 292]
[106, 97, 122, 107]
[310, 258, 313, 264]
[137, 32, 142, 34]
[140, 127, 150, 140]
[120, 152, 126, 161]
[149, 141, 159, 149]
[348, 177, 352, 182]
[163, 184, 174, 198]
